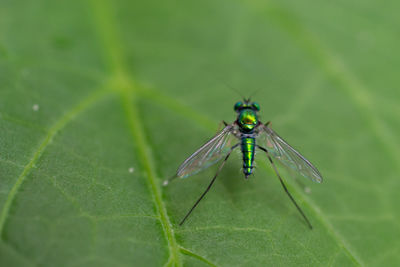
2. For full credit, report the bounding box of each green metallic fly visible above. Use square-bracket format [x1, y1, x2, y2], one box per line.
[164, 99, 323, 229]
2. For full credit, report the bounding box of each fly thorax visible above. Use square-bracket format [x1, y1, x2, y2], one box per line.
[237, 109, 258, 133]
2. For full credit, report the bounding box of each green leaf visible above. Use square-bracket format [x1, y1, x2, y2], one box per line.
[0, 0, 398, 266]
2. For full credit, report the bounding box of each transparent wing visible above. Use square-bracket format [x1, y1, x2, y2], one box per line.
[176, 124, 238, 178]
[258, 125, 323, 183]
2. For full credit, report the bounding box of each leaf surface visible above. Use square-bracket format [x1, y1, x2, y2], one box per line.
[1, 0, 399, 266]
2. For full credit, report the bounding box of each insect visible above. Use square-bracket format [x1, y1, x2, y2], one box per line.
[164, 99, 323, 229]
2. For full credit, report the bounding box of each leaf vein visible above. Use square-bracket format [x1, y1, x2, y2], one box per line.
[177, 225, 272, 235]
[0, 88, 112, 237]
[263, 1, 400, 169]
[87, 0, 181, 265]
[179, 246, 219, 267]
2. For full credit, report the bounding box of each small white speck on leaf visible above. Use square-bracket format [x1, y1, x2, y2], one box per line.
[304, 187, 311, 194]
[32, 104, 39, 111]
[129, 167, 134, 173]
[163, 180, 169, 186]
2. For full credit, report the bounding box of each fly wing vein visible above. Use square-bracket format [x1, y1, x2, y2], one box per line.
[176, 124, 237, 178]
[259, 125, 323, 183]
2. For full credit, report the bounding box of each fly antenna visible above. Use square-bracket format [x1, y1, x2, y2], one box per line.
[209, 74, 245, 99]
[249, 88, 263, 100]
[223, 82, 245, 100]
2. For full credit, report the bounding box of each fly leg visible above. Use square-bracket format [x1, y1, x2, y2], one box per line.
[257, 145, 313, 229]
[216, 120, 229, 132]
[179, 143, 239, 225]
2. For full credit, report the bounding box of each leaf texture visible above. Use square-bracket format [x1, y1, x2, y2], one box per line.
[0, 0, 399, 266]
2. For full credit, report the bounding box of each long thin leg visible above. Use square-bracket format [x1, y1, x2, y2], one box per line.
[179, 145, 237, 225]
[257, 145, 313, 229]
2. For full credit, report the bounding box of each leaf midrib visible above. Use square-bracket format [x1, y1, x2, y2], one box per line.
[86, 0, 363, 265]
[87, 0, 182, 265]
[0, 0, 377, 265]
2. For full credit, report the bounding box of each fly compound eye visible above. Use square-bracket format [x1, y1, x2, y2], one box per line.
[252, 102, 260, 111]
[234, 101, 243, 111]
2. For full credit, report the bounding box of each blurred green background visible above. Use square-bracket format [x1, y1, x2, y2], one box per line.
[1, 0, 399, 266]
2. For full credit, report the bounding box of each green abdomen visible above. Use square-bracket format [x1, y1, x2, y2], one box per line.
[241, 137, 255, 177]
